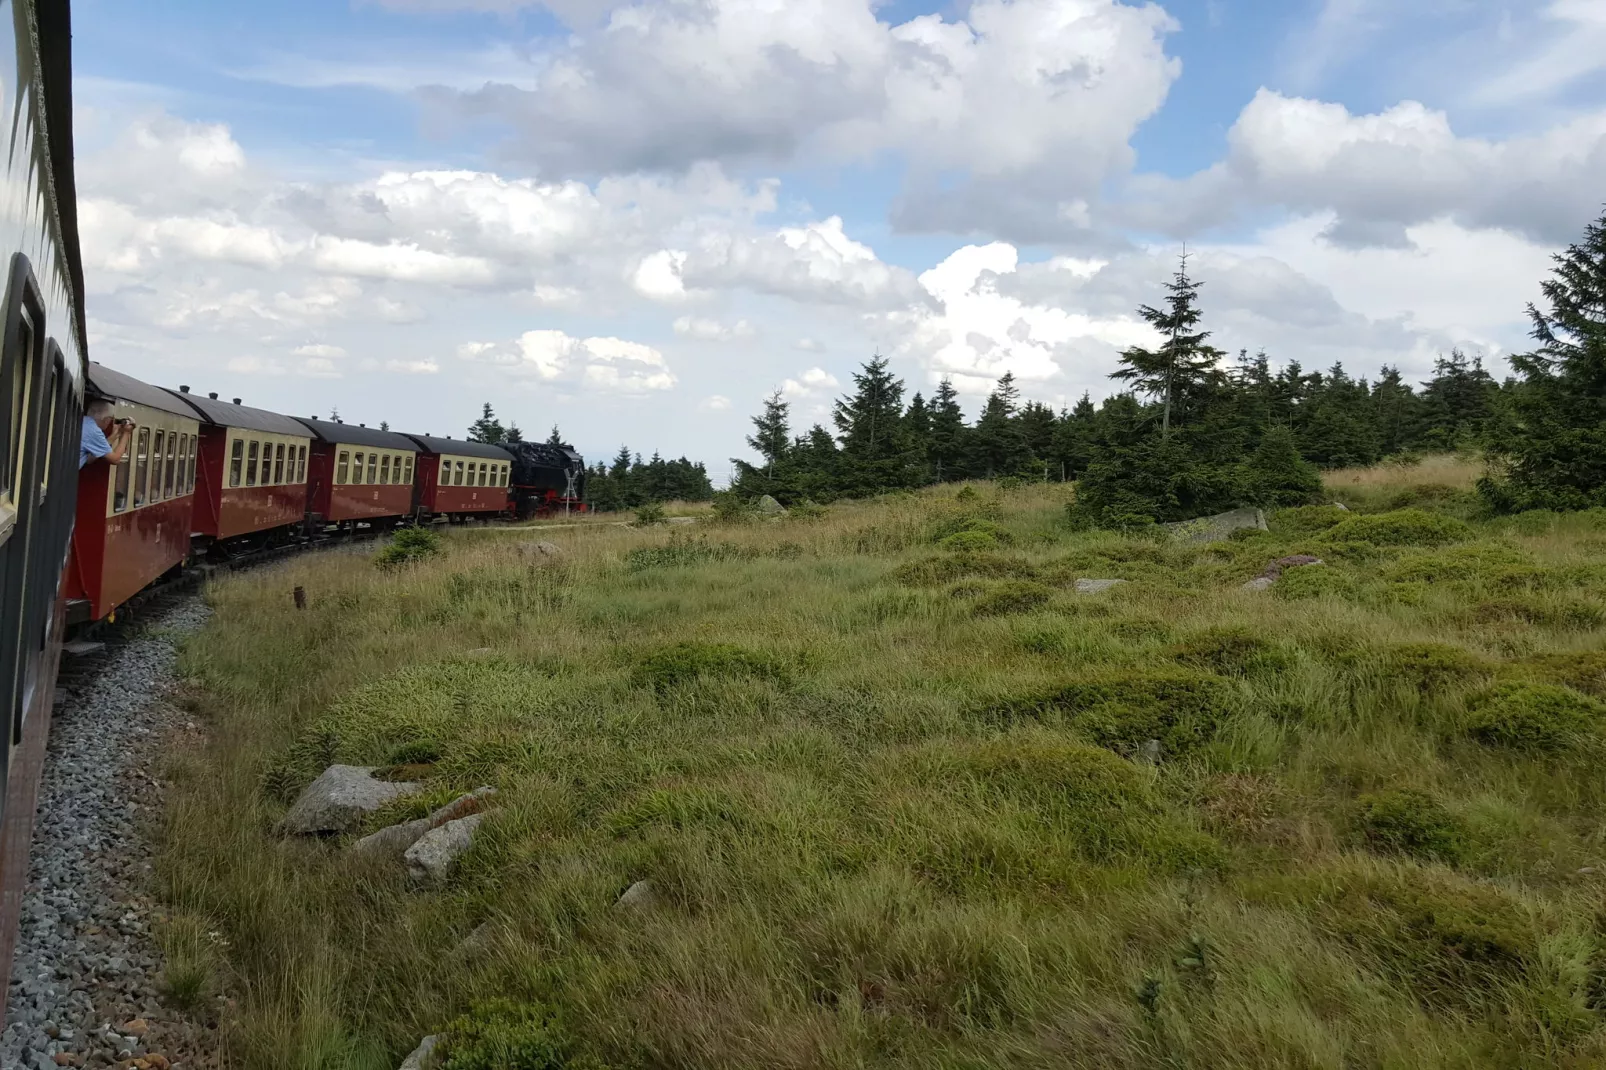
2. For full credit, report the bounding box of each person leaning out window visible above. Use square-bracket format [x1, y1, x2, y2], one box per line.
[80, 399, 134, 469]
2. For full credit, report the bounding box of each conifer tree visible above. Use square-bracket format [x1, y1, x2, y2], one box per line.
[969, 372, 1030, 478]
[833, 356, 921, 494]
[1240, 425, 1323, 507]
[546, 425, 566, 448]
[927, 378, 968, 481]
[746, 391, 792, 473]
[467, 402, 506, 444]
[1484, 209, 1606, 511]
[506, 424, 524, 443]
[1111, 250, 1225, 436]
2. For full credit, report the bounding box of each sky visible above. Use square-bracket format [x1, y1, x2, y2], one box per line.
[71, 0, 1606, 477]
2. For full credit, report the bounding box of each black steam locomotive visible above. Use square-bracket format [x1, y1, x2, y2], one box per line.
[506, 441, 588, 519]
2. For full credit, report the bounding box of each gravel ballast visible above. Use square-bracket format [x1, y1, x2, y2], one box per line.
[2, 598, 212, 1070]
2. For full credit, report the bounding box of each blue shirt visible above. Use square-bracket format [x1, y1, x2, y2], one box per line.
[80, 415, 110, 469]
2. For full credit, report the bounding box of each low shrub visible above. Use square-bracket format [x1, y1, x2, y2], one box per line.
[633, 503, 667, 526]
[983, 668, 1233, 756]
[1379, 642, 1492, 691]
[1323, 509, 1474, 548]
[1463, 681, 1606, 752]
[709, 491, 758, 524]
[891, 553, 1038, 587]
[385, 738, 442, 765]
[1267, 504, 1349, 536]
[1356, 789, 1466, 864]
[1166, 625, 1292, 677]
[971, 580, 1053, 617]
[938, 529, 1000, 552]
[899, 734, 1220, 871]
[374, 526, 443, 569]
[1272, 564, 1355, 600]
[787, 499, 829, 521]
[440, 999, 600, 1070]
[931, 515, 1011, 547]
[1469, 596, 1606, 630]
[1312, 868, 1537, 1002]
[631, 641, 792, 693]
[1523, 650, 1606, 699]
[1383, 543, 1530, 584]
[625, 534, 752, 572]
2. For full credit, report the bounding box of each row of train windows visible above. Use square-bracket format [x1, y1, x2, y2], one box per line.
[228, 440, 308, 488]
[112, 428, 195, 514]
[441, 460, 509, 488]
[335, 450, 413, 487]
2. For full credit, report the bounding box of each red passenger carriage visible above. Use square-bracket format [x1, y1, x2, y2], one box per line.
[296, 418, 418, 529]
[401, 434, 512, 521]
[167, 389, 312, 552]
[64, 364, 200, 625]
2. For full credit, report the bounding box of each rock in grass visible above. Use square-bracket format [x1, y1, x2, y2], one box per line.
[398, 1035, 439, 1070]
[1164, 507, 1267, 544]
[1139, 739, 1163, 764]
[351, 787, 498, 862]
[278, 766, 422, 835]
[1075, 578, 1127, 594]
[522, 540, 563, 557]
[1241, 576, 1276, 592]
[616, 880, 656, 910]
[405, 814, 485, 884]
[755, 494, 785, 517]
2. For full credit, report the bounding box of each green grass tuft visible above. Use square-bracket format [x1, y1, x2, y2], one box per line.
[1356, 789, 1467, 864]
[1463, 681, 1606, 752]
[1323, 508, 1474, 547]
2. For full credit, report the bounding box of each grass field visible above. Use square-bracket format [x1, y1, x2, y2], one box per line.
[159, 456, 1606, 1069]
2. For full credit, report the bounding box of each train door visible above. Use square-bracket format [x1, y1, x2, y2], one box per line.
[0, 257, 61, 796]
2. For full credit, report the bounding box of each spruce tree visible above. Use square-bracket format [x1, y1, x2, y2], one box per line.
[506, 424, 524, 444]
[1418, 351, 1498, 450]
[833, 356, 921, 495]
[1483, 209, 1606, 511]
[969, 372, 1031, 478]
[746, 391, 792, 473]
[1240, 425, 1323, 507]
[1111, 250, 1225, 436]
[928, 378, 968, 481]
[1051, 393, 1098, 480]
[467, 402, 506, 444]
[546, 425, 566, 448]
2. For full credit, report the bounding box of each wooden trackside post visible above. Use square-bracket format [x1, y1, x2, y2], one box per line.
[293, 586, 306, 610]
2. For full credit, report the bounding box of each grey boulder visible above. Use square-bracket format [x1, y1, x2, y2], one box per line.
[1164, 507, 1267, 544]
[398, 1035, 440, 1070]
[755, 495, 785, 516]
[351, 786, 497, 862]
[405, 813, 485, 884]
[1074, 578, 1127, 594]
[279, 765, 421, 835]
[1240, 576, 1276, 592]
[616, 880, 656, 910]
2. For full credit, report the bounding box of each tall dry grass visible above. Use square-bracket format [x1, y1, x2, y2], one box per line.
[157, 475, 1606, 1069]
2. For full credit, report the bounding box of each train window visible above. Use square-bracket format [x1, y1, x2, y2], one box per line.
[380, 454, 391, 484]
[246, 440, 259, 486]
[297, 445, 307, 483]
[133, 428, 150, 507]
[337, 450, 349, 484]
[274, 443, 286, 484]
[164, 431, 178, 498]
[402, 456, 413, 485]
[352, 451, 364, 483]
[366, 453, 378, 484]
[0, 314, 28, 541]
[175, 434, 186, 493]
[230, 439, 243, 487]
[455, 460, 465, 485]
[151, 431, 165, 500]
[188, 435, 197, 492]
[112, 446, 131, 512]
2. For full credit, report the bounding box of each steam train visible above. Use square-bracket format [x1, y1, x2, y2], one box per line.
[0, 0, 590, 1010]
[65, 363, 589, 627]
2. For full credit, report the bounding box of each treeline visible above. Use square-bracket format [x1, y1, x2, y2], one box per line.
[731, 207, 1606, 524]
[586, 448, 715, 511]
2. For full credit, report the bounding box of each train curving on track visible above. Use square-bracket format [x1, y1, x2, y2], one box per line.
[0, 0, 588, 1021]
